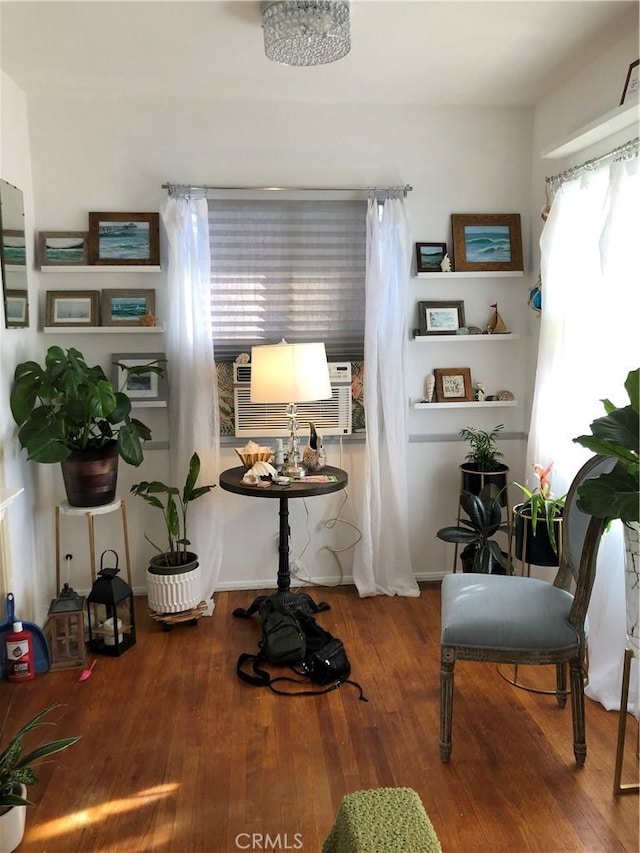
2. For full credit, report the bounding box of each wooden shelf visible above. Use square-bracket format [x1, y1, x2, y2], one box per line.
[44, 325, 164, 334]
[413, 400, 517, 410]
[131, 400, 167, 409]
[414, 271, 523, 279]
[541, 94, 639, 159]
[39, 265, 162, 273]
[413, 333, 520, 342]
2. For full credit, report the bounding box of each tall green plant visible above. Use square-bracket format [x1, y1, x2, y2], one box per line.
[572, 368, 639, 524]
[459, 424, 505, 470]
[131, 452, 216, 567]
[10, 346, 164, 466]
[437, 484, 509, 573]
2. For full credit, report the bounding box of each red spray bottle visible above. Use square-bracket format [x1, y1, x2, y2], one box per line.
[5, 621, 35, 682]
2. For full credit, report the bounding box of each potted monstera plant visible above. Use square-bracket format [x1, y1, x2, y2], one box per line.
[131, 452, 216, 616]
[10, 346, 165, 507]
[437, 484, 510, 574]
[0, 704, 79, 853]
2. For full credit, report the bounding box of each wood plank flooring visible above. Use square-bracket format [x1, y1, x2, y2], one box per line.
[2, 584, 638, 852]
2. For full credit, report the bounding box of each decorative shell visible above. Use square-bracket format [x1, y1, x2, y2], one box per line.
[496, 390, 515, 401]
[242, 461, 277, 483]
[235, 441, 274, 468]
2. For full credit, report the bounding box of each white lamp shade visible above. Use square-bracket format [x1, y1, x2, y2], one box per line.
[250, 340, 332, 403]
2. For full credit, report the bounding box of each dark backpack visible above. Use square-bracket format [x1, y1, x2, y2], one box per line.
[258, 600, 306, 666]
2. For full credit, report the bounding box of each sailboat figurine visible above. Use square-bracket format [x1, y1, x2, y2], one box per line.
[487, 302, 508, 334]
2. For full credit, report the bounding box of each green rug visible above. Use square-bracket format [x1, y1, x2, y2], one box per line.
[322, 787, 443, 853]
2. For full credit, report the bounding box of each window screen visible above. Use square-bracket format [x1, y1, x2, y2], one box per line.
[208, 198, 366, 360]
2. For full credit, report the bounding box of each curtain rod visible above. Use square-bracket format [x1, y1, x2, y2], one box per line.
[162, 182, 413, 197]
[545, 137, 638, 190]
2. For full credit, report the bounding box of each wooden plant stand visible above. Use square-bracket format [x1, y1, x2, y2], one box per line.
[149, 601, 208, 631]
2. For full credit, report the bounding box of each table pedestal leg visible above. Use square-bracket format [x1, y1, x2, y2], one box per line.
[233, 495, 330, 619]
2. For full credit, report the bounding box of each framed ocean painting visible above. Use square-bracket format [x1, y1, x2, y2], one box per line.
[415, 242, 447, 273]
[88, 212, 160, 266]
[101, 289, 155, 326]
[38, 231, 88, 266]
[451, 213, 523, 272]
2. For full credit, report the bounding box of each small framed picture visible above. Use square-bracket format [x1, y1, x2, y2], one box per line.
[451, 213, 523, 272]
[418, 300, 465, 336]
[434, 367, 473, 403]
[2, 230, 26, 266]
[88, 212, 160, 266]
[46, 290, 99, 327]
[415, 242, 447, 273]
[620, 59, 639, 105]
[112, 353, 167, 402]
[101, 289, 155, 326]
[38, 231, 88, 266]
[5, 289, 29, 327]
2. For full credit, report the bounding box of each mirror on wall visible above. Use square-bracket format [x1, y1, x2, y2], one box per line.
[0, 179, 29, 329]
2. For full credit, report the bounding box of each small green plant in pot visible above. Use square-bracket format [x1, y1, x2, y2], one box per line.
[0, 705, 79, 852]
[10, 346, 165, 506]
[437, 484, 510, 574]
[459, 424, 509, 505]
[512, 462, 566, 565]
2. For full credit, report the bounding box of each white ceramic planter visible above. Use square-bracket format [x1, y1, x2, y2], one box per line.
[0, 784, 27, 853]
[623, 522, 639, 653]
[146, 563, 201, 614]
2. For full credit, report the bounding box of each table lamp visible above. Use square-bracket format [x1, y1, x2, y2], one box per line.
[250, 339, 331, 478]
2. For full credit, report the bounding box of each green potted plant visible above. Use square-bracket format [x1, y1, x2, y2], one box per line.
[10, 346, 165, 507]
[512, 462, 566, 567]
[437, 484, 510, 574]
[131, 452, 216, 615]
[459, 424, 509, 504]
[572, 367, 639, 651]
[0, 704, 79, 853]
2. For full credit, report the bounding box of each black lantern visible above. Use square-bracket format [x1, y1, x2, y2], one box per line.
[47, 583, 87, 671]
[87, 550, 136, 656]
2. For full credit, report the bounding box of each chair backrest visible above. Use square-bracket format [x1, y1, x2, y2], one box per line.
[554, 455, 618, 636]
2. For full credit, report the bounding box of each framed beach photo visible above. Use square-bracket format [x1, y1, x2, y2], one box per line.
[2, 229, 26, 266]
[46, 290, 99, 327]
[88, 212, 160, 266]
[101, 289, 155, 326]
[434, 367, 473, 403]
[415, 242, 447, 273]
[5, 289, 29, 327]
[38, 231, 88, 266]
[418, 300, 465, 336]
[111, 353, 167, 402]
[451, 213, 523, 272]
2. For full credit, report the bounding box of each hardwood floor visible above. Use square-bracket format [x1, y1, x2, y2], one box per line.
[3, 584, 638, 852]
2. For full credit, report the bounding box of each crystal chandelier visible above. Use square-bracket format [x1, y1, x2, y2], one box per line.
[261, 1, 351, 67]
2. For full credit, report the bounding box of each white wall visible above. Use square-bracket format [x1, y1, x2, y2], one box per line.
[4, 21, 634, 619]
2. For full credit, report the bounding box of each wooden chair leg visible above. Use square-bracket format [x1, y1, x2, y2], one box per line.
[570, 660, 586, 765]
[556, 662, 568, 708]
[613, 647, 640, 795]
[440, 648, 455, 762]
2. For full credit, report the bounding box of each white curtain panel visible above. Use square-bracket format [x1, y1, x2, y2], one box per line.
[352, 196, 419, 597]
[161, 196, 222, 614]
[529, 155, 639, 710]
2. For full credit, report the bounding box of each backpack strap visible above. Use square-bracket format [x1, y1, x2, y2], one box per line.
[236, 653, 367, 701]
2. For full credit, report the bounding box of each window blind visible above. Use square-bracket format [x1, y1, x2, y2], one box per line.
[208, 198, 366, 360]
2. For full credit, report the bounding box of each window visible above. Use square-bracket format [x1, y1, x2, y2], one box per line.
[208, 198, 366, 361]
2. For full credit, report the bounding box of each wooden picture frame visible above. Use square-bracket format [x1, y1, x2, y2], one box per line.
[620, 59, 639, 105]
[46, 290, 99, 327]
[38, 231, 88, 266]
[101, 289, 155, 327]
[418, 300, 465, 336]
[5, 289, 29, 327]
[434, 367, 473, 403]
[415, 242, 447, 273]
[88, 212, 160, 266]
[111, 352, 167, 402]
[451, 213, 523, 272]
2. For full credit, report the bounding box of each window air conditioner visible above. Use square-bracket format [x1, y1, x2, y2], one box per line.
[233, 362, 352, 437]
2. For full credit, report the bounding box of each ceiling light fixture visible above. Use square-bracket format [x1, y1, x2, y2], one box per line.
[261, 1, 351, 67]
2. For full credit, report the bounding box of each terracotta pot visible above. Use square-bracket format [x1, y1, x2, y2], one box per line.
[0, 784, 27, 853]
[513, 504, 562, 568]
[460, 463, 509, 507]
[61, 441, 119, 507]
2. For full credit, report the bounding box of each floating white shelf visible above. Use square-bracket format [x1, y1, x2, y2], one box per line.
[414, 271, 523, 279]
[541, 94, 639, 159]
[39, 265, 162, 273]
[131, 400, 167, 409]
[413, 400, 517, 410]
[413, 333, 520, 342]
[44, 325, 164, 334]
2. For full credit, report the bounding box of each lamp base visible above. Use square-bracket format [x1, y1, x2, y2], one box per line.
[282, 462, 306, 479]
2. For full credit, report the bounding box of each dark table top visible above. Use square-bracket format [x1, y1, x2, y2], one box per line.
[219, 465, 348, 500]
